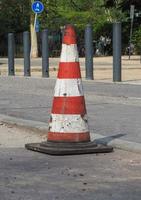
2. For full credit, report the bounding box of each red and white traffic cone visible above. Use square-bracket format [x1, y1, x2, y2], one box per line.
[25, 25, 113, 155]
[48, 24, 90, 143]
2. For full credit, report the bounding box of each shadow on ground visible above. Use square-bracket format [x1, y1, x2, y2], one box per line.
[95, 134, 126, 145]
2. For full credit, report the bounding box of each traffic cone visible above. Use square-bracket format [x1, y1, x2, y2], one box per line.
[25, 25, 113, 155]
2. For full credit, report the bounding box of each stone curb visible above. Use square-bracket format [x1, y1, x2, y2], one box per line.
[1, 75, 141, 85]
[0, 114, 141, 153]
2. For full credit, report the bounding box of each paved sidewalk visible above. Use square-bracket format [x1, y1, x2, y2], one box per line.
[0, 55, 141, 81]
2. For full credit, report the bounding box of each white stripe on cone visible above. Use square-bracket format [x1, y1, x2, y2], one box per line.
[49, 114, 89, 133]
[60, 44, 79, 62]
[54, 79, 84, 97]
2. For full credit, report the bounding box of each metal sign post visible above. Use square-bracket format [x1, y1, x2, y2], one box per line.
[129, 5, 135, 60]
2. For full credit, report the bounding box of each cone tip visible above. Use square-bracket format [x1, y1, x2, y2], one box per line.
[63, 24, 77, 45]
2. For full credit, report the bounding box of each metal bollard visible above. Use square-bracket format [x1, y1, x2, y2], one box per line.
[23, 31, 31, 76]
[42, 29, 49, 77]
[113, 22, 122, 82]
[85, 24, 94, 80]
[8, 33, 15, 76]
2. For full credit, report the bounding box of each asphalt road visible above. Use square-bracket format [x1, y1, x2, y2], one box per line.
[0, 76, 141, 143]
[0, 144, 141, 200]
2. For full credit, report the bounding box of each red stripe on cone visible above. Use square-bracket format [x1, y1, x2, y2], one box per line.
[52, 96, 86, 114]
[48, 132, 90, 142]
[63, 25, 77, 45]
[58, 62, 81, 79]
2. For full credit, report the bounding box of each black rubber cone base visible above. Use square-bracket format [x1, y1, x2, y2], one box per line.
[25, 141, 113, 155]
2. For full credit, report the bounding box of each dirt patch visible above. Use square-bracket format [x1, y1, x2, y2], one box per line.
[0, 122, 46, 148]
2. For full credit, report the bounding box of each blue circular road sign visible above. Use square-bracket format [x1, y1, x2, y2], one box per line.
[32, 1, 44, 14]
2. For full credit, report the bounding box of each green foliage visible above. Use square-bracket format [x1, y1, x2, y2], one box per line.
[50, 0, 106, 31]
[0, 0, 30, 34]
[36, 0, 61, 29]
[0, 0, 140, 43]
[105, 8, 127, 22]
[132, 27, 141, 53]
[0, 0, 129, 34]
[104, 0, 127, 22]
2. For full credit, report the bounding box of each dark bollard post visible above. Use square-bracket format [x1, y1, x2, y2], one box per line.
[8, 33, 15, 76]
[23, 31, 31, 76]
[85, 24, 94, 80]
[113, 22, 122, 82]
[42, 29, 49, 77]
